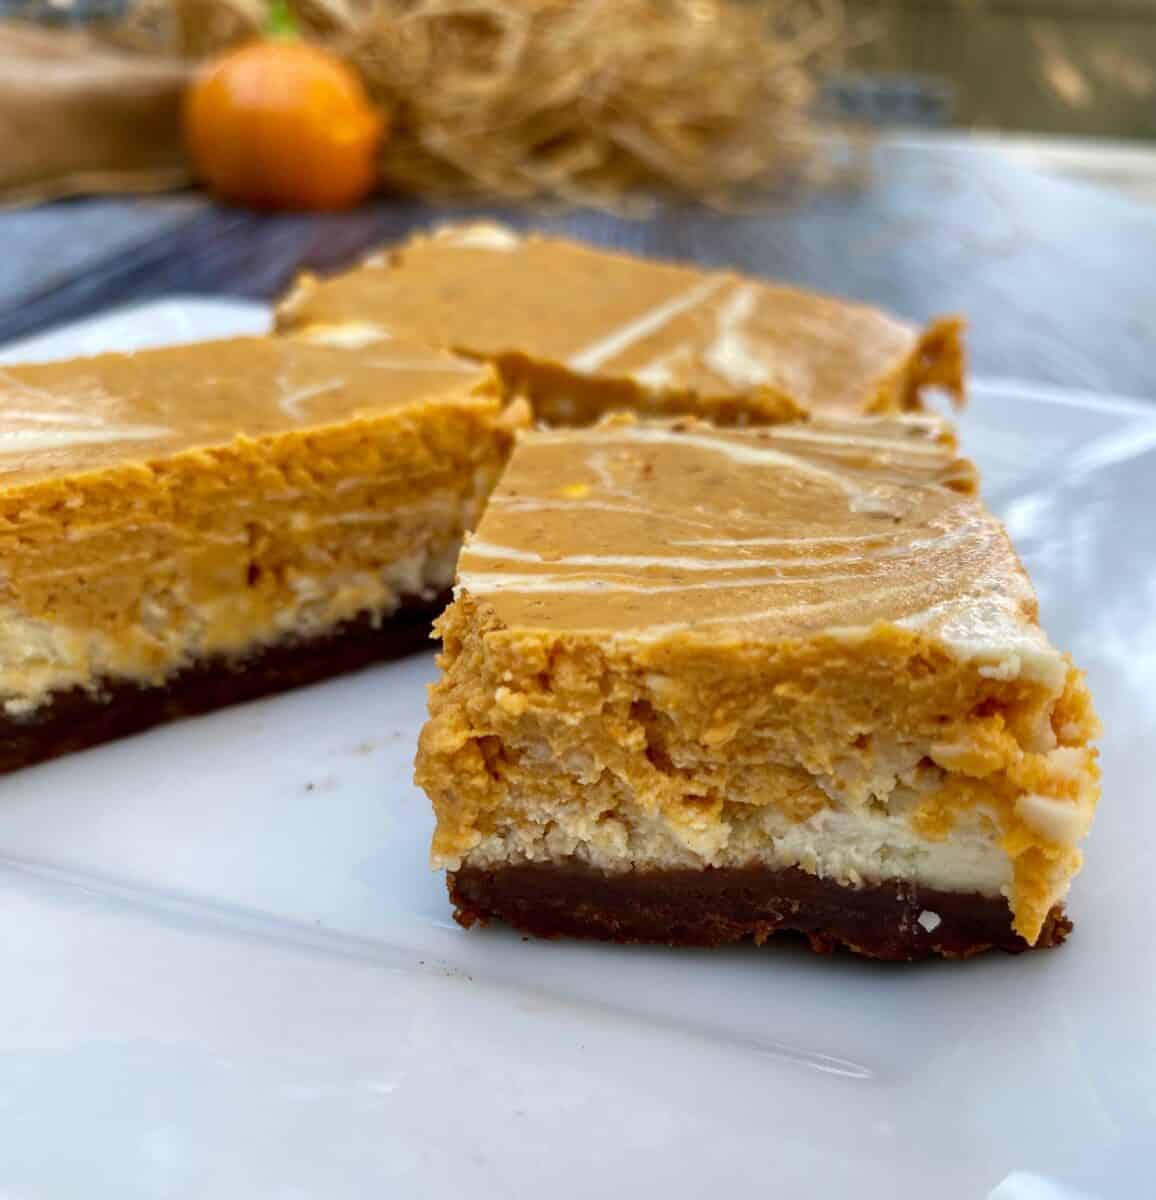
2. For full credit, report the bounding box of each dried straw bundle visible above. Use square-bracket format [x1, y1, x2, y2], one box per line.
[122, 0, 845, 207]
[314, 0, 841, 206]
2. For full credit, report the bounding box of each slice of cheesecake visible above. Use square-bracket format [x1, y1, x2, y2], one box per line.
[0, 335, 522, 770]
[276, 222, 964, 425]
[416, 414, 1100, 959]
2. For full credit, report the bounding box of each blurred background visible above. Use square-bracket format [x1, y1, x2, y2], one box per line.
[839, 0, 1156, 140]
[1, 0, 1153, 393]
[4, 0, 1156, 206]
[833, 0, 1156, 202]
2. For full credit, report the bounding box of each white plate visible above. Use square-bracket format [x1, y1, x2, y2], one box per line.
[0, 301, 1151, 1199]
[0, 297, 271, 365]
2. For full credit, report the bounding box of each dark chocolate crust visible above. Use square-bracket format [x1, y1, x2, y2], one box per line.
[449, 861, 1072, 961]
[0, 591, 449, 774]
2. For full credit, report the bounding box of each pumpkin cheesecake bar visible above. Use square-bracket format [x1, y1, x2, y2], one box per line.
[0, 336, 520, 771]
[277, 222, 964, 425]
[416, 414, 1101, 959]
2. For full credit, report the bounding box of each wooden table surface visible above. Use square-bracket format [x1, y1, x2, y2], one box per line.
[1, 139, 1154, 401]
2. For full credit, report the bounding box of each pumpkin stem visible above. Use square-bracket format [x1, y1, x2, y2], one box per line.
[267, 0, 297, 38]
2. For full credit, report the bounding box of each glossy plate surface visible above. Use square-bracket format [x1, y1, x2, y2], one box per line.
[0, 302, 1150, 1199]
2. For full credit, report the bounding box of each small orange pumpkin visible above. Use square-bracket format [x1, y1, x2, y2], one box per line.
[184, 41, 385, 211]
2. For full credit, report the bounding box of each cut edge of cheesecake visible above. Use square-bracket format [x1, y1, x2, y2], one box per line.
[415, 412, 1101, 961]
[0, 335, 527, 771]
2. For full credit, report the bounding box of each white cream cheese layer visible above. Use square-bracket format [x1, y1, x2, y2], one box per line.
[449, 781, 1015, 901]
